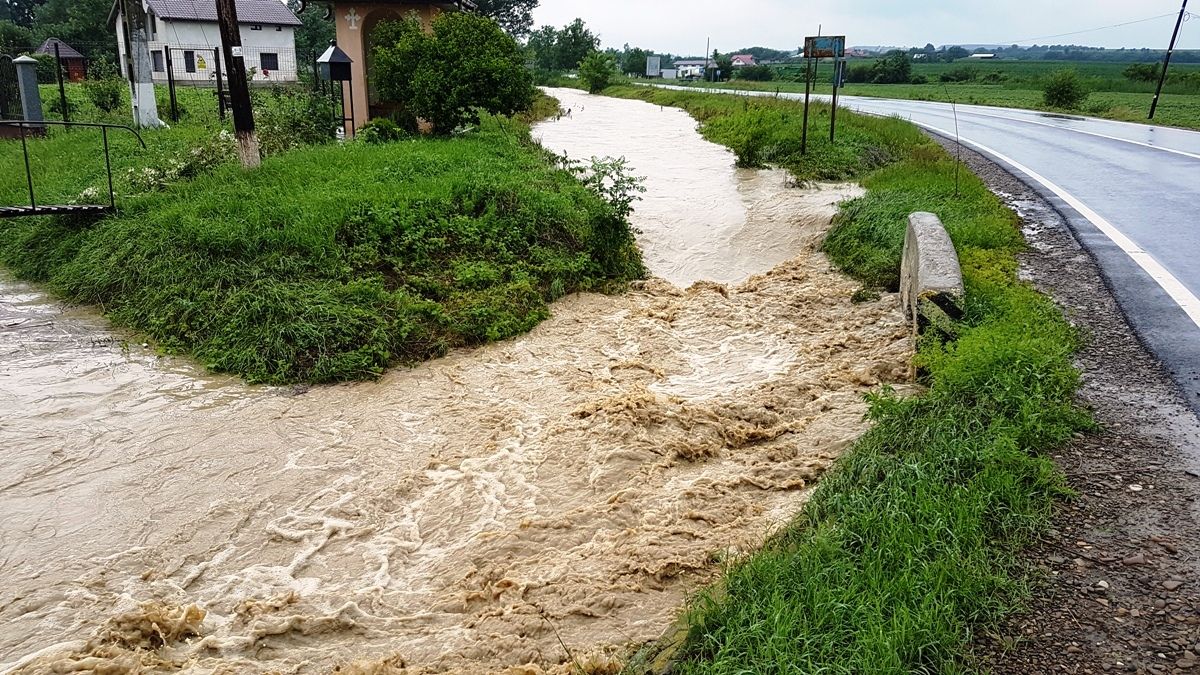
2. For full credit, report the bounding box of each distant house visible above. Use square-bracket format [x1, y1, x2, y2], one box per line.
[34, 38, 86, 82]
[110, 0, 302, 85]
[730, 54, 756, 68]
[967, 53, 997, 60]
[674, 58, 714, 79]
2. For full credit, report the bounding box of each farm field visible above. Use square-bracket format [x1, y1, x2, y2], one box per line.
[685, 60, 1200, 130]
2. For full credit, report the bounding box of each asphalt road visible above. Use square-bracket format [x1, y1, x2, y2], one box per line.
[654, 84, 1200, 411]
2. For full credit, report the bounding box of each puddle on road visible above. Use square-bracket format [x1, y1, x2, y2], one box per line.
[1, 89, 909, 674]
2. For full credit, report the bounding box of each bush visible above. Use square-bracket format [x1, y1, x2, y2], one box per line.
[358, 118, 407, 144]
[83, 57, 125, 113]
[736, 64, 775, 82]
[939, 66, 978, 83]
[1123, 62, 1161, 82]
[578, 51, 616, 93]
[870, 51, 912, 84]
[372, 12, 535, 134]
[252, 86, 338, 156]
[909, 74, 929, 84]
[27, 53, 58, 84]
[845, 64, 873, 84]
[1043, 69, 1088, 109]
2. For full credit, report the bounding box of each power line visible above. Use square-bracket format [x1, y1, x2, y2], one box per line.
[1001, 11, 1189, 45]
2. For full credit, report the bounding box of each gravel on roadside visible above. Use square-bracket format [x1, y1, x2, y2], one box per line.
[929, 135, 1200, 675]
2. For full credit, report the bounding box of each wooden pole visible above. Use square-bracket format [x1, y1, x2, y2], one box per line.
[215, 0, 260, 168]
[1149, 0, 1188, 120]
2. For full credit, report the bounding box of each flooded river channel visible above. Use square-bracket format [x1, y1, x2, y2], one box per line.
[0, 89, 909, 673]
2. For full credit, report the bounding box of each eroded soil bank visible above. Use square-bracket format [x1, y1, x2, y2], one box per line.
[1, 90, 909, 674]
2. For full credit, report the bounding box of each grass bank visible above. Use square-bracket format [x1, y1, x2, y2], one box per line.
[668, 74, 1200, 131]
[0, 108, 643, 384]
[606, 86, 1091, 672]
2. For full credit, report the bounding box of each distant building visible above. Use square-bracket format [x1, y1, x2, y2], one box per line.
[967, 53, 997, 60]
[674, 58, 714, 79]
[110, 0, 302, 85]
[730, 54, 756, 67]
[34, 38, 86, 82]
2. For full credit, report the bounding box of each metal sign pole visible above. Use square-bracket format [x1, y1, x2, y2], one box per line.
[830, 57, 840, 143]
[802, 56, 813, 155]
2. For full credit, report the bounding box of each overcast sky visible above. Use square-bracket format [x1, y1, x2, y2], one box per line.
[531, 1, 1198, 54]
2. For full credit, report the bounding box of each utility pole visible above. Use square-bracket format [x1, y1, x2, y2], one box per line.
[1150, 0, 1188, 120]
[705, 36, 711, 82]
[215, 0, 260, 167]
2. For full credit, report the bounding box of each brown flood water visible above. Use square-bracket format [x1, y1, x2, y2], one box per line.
[0, 88, 909, 673]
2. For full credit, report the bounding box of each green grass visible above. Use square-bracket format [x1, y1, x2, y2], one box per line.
[603, 86, 1091, 673]
[1, 106, 643, 384]
[671, 60, 1200, 130]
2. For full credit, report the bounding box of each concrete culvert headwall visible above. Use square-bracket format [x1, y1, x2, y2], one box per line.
[901, 212, 965, 337]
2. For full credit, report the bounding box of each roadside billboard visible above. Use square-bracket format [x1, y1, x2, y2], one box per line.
[804, 36, 846, 59]
[646, 55, 662, 78]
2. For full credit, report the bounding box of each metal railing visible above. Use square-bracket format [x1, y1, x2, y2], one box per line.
[1, 119, 146, 218]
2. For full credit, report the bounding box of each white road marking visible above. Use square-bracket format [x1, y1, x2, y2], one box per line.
[909, 120, 1200, 330]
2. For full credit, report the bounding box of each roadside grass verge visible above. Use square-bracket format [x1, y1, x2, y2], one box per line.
[604, 86, 1091, 672]
[0, 113, 643, 384]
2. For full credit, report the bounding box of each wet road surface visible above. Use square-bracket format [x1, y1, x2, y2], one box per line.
[653, 84, 1200, 411]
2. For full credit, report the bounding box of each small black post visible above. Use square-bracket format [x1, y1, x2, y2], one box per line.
[1150, 0, 1188, 120]
[347, 77, 355, 139]
[214, 49, 226, 120]
[20, 124, 36, 210]
[802, 57, 813, 154]
[164, 45, 178, 122]
[54, 42, 69, 123]
[102, 126, 115, 209]
[215, 0, 261, 167]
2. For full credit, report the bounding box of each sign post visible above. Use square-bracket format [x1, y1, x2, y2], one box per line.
[802, 35, 846, 152]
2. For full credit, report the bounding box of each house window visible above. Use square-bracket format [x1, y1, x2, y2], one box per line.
[250, 24, 262, 30]
[148, 14, 157, 38]
[260, 52, 279, 71]
[151, 50, 164, 73]
[184, 50, 196, 73]
[276, 25, 282, 31]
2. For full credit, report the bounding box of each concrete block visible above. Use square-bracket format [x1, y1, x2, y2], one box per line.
[901, 212, 964, 336]
[12, 55, 45, 131]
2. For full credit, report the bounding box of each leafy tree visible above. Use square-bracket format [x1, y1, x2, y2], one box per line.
[474, 0, 537, 39]
[526, 24, 558, 71]
[286, 0, 335, 58]
[0, 0, 42, 28]
[31, 0, 113, 57]
[373, 12, 534, 134]
[555, 18, 597, 70]
[1123, 62, 1161, 82]
[0, 18, 33, 52]
[869, 50, 911, 84]
[622, 47, 648, 75]
[944, 45, 970, 61]
[578, 51, 614, 92]
[711, 50, 733, 81]
[1043, 69, 1088, 109]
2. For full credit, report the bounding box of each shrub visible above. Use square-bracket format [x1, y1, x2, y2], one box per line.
[845, 64, 873, 84]
[578, 51, 616, 93]
[736, 64, 775, 82]
[910, 74, 929, 85]
[373, 12, 535, 134]
[253, 86, 337, 156]
[358, 117, 407, 144]
[1043, 69, 1088, 109]
[939, 66, 978, 83]
[1123, 62, 1161, 82]
[870, 51, 912, 84]
[27, 53, 58, 84]
[83, 57, 125, 113]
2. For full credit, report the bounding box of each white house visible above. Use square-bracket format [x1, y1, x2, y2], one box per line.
[112, 0, 302, 85]
[674, 58, 714, 80]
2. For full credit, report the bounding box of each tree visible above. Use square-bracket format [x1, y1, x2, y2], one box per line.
[578, 51, 614, 92]
[526, 24, 558, 71]
[555, 18, 597, 70]
[286, 0, 335, 58]
[622, 47, 648, 76]
[0, 19, 33, 52]
[31, 0, 113, 57]
[373, 12, 535, 134]
[1043, 69, 1088, 109]
[474, 0, 537, 39]
[870, 50, 911, 84]
[735, 64, 774, 81]
[0, 0, 42, 28]
[711, 50, 732, 81]
[945, 45, 970, 61]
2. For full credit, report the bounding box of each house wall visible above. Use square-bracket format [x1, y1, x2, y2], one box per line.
[148, 20, 298, 84]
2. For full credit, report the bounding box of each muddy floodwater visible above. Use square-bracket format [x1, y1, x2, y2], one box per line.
[0, 89, 909, 674]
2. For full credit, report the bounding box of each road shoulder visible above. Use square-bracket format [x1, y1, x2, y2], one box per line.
[939, 136, 1200, 674]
